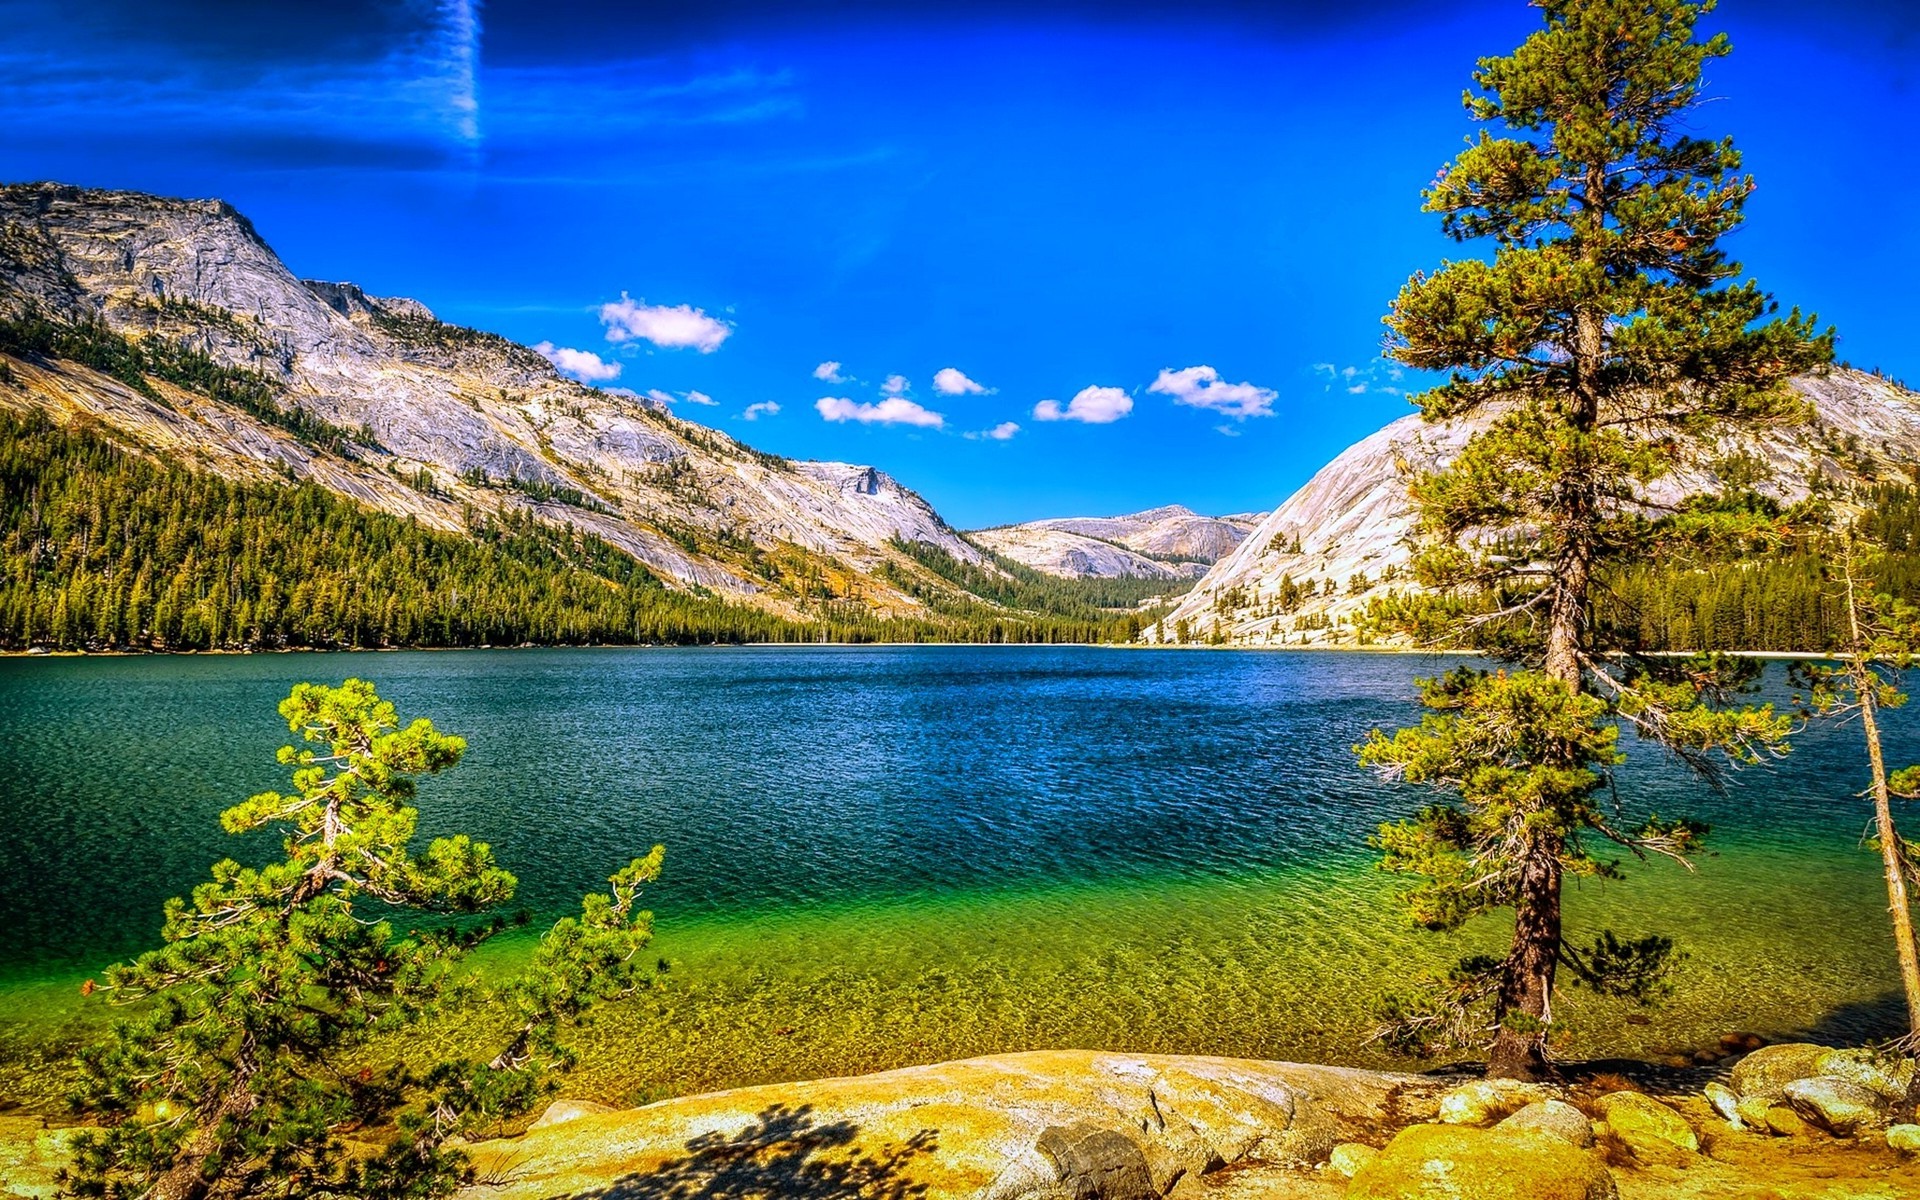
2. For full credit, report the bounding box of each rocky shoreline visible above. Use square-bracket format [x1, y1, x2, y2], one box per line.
[5, 1046, 1916, 1198]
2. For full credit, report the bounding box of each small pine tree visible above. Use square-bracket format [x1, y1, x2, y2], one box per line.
[1361, 0, 1830, 1079]
[64, 680, 665, 1200]
[1792, 535, 1920, 1115]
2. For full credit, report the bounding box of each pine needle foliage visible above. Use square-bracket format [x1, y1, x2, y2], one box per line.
[62, 680, 666, 1200]
[1359, 0, 1831, 1079]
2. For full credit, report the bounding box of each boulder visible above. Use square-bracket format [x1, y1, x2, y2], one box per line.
[1765, 1105, 1810, 1138]
[1593, 1091, 1698, 1160]
[1436, 1079, 1550, 1126]
[1328, 1142, 1380, 1178]
[1729, 1043, 1830, 1103]
[1782, 1076, 1886, 1136]
[1034, 1123, 1156, 1200]
[1812, 1048, 1916, 1103]
[1702, 1082, 1742, 1128]
[1734, 1097, 1772, 1130]
[1498, 1100, 1594, 1148]
[1889, 1124, 1920, 1154]
[529, 1099, 616, 1130]
[1346, 1123, 1617, 1200]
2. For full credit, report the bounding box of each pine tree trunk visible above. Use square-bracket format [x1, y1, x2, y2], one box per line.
[1487, 836, 1563, 1079]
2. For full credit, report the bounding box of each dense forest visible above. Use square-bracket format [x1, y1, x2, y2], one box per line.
[0, 410, 1162, 650]
[1600, 483, 1920, 653]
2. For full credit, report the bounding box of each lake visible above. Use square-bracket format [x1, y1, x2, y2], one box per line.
[0, 646, 1908, 1108]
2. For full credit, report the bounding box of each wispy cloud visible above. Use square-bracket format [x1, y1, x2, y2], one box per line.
[600, 294, 733, 352]
[1033, 386, 1132, 425]
[1313, 361, 1405, 395]
[933, 367, 993, 396]
[645, 387, 718, 406]
[533, 340, 621, 383]
[816, 395, 944, 428]
[880, 374, 911, 397]
[741, 401, 781, 421]
[813, 361, 846, 383]
[1148, 365, 1277, 419]
[964, 421, 1021, 441]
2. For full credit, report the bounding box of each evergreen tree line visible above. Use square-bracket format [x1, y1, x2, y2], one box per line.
[0, 411, 1165, 650]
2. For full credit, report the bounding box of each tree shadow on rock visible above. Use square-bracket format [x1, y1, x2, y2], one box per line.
[570, 1104, 938, 1200]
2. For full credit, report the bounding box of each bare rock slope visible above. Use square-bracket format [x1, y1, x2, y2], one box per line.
[0, 182, 981, 612]
[1154, 371, 1920, 646]
[972, 506, 1264, 580]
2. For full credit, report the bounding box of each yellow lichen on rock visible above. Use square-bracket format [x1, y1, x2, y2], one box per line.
[1345, 1123, 1617, 1200]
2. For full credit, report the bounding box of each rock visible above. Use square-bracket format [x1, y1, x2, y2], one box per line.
[529, 1099, 616, 1129]
[1498, 1100, 1595, 1147]
[1593, 1091, 1699, 1160]
[1783, 1076, 1886, 1136]
[1734, 1097, 1772, 1130]
[1765, 1105, 1810, 1138]
[1889, 1124, 1920, 1154]
[460, 1049, 1414, 1200]
[1729, 1043, 1831, 1103]
[1703, 1082, 1742, 1127]
[1437, 1078, 1550, 1126]
[1812, 1048, 1916, 1102]
[1328, 1142, 1380, 1178]
[1035, 1123, 1156, 1200]
[1347, 1123, 1617, 1200]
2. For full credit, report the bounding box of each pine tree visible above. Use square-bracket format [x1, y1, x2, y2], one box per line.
[1791, 537, 1920, 1115]
[1360, 0, 1831, 1079]
[63, 680, 666, 1200]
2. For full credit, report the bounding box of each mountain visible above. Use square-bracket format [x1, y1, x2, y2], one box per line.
[1153, 369, 1920, 646]
[0, 182, 1128, 644]
[969, 505, 1264, 580]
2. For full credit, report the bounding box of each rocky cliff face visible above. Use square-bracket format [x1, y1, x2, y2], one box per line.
[1155, 370, 1920, 646]
[971, 506, 1263, 580]
[0, 182, 983, 609]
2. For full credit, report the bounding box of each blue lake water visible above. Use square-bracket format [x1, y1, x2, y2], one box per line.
[0, 646, 1909, 1106]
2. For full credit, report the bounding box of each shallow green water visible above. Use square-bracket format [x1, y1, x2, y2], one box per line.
[0, 647, 1908, 1108]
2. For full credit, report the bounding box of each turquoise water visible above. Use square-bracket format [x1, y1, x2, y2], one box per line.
[0, 647, 1909, 1106]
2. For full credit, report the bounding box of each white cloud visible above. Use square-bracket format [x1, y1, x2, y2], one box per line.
[815, 395, 945, 429]
[813, 361, 845, 382]
[1032, 386, 1133, 425]
[933, 367, 992, 396]
[965, 421, 1021, 441]
[1314, 361, 1405, 396]
[644, 388, 717, 406]
[599, 293, 733, 352]
[880, 374, 911, 397]
[1148, 365, 1277, 420]
[741, 401, 782, 421]
[533, 341, 622, 383]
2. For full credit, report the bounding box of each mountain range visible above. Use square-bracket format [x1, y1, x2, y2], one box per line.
[4, 181, 1918, 651]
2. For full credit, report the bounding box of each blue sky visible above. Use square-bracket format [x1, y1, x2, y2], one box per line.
[1, 1, 1914, 528]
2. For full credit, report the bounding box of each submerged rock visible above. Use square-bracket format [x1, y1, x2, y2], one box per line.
[1436, 1079, 1549, 1126]
[1593, 1091, 1698, 1161]
[1783, 1076, 1886, 1136]
[1729, 1043, 1830, 1103]
[1347, 1123, 1617, 1200]
[1497, 1100, 1594, 1148]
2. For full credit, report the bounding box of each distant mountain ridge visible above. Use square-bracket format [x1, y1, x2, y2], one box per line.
[969, 505, 1264, 580]
[1154, 369, 1920, 646]
[0, 182, 1002, 625]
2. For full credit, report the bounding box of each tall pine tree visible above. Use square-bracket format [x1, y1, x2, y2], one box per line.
[1360, 0, 1831, 1079]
